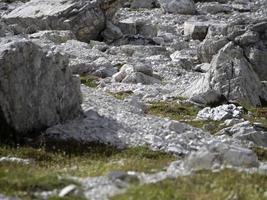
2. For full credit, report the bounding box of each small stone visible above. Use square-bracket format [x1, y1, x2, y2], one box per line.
[59, 184, 77, 197]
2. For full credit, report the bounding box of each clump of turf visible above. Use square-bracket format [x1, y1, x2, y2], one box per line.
[80, 75, 99, 88]
[109, 90, 134, 100]
[0, 143, 175, 199]
[252, 146, 267, 161]
[147, 101, 226, 134]
[242, 105, 267, 129]
[112, 169, 267, 200]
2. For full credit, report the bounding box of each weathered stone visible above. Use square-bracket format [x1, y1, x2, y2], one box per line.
[3, 0, 106, 42]
[159, 0, 196, 14]
[131, 0, 158, 9]
[196, 104, 243, 121]
[117, 18, 137, 35]
[53, 40, 116, 77]
[0, 37, 81, 138]
[219, 121, 267, 147]
[184, 21, 209, 40]
[0, 22, 13, 37]
[101, 21, 123, 43]
[198, 37, 229, 63]
[29, 30, 76, 44]
[184, 142, 259, 170]
[112, 64, 160, 85]
[189, 89, 227, 106]
[186, 42, 267, 106]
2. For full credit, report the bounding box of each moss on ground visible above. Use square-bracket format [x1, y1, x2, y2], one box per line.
[252, 146, 267, 161]
[0, 144, 175, 199]
[80, 75, 100, 88]
[112, 169, 267, 200]
[109, 90, 134, 100]
[147, 101, 225, 134]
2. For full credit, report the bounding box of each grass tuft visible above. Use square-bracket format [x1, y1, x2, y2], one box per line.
[80, 75, 99, 88]
[109, 91, 134, 100]
[112, 169, 267, 200]
[0, 144, 175, 199]
[147, 101, 225, 134]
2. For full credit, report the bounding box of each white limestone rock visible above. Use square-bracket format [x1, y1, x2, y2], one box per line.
[0, 37, 82, 136]
[29, 30, 76, 44]
[219, 121, 267, 147]
[2, 0, 106, 42]
[184, 142, 259, 171]
[112, 64, 161, 85]
[197, 104, 244, 121]
[185, 42, 267, 106]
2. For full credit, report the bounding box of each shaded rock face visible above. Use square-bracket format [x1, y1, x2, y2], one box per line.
[2, 0, 105, 42]
[0, 38, 82, 139]
[159, 0, 196, 14]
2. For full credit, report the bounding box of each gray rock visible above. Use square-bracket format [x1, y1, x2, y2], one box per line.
[186, 42, 267, 106]
[197, 2, 232, 14]
[0, 157, 33, 165]
[29, 30, 76, 44]
[112, 64, 161, 85]
[0, 194, 20, 200]
[59, 185, 77, 197]
[3, 0, 106, 42]
[246, 48, 267, 81]
[219, 121, 267, 147]
[197, 37, 229, 63]
[193, 63, 211, 73]
[184, 142, 259, 171]
[101, 21, 123, 43]
[131, 0, 158, 9]
[54, 40, 116, 77]
[117, 18, 137, 35]
[184, 21, 209, 40]
[189, 89, 227, 106]
[159, 0, 196, 14]
[0, 37, 81, 136]
[196, 104, 243, 121]
[0, 22, 13, 37]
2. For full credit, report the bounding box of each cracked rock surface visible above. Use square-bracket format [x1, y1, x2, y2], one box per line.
[0, 0, 267, 199]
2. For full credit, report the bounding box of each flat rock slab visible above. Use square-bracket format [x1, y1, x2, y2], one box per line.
[3, 0, 105, 42]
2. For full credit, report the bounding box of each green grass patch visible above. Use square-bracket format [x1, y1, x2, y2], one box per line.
[109, 90, 134, 100]
[147, 101, 225, 134]
[243, 106, 267, 129]
[112, 169, 267, 200]
[0, 144, 175, 199]
[80, 75, 99, 88]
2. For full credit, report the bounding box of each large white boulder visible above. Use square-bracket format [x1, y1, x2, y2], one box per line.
[185, 42, 267, 106]
[0, 37, 82, 139]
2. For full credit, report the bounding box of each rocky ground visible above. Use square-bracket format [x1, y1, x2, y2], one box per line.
[0, 0, 267, 199]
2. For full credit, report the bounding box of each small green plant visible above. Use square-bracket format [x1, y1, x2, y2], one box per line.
[109, 91, 134, 100]
[80, 75, 99, 88]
